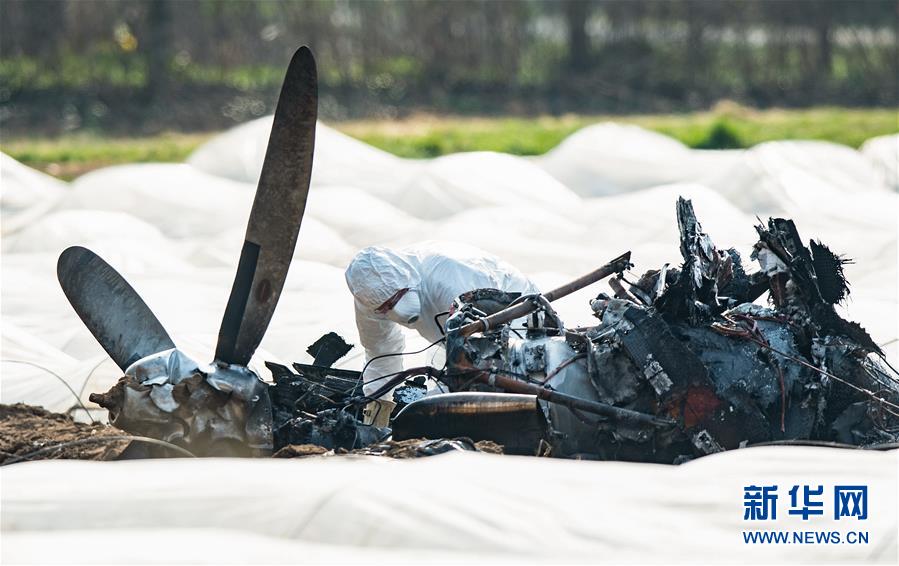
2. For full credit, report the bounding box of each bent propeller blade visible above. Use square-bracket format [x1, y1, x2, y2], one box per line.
[57, 246, 176, 372]
[214, 46, 317, 367]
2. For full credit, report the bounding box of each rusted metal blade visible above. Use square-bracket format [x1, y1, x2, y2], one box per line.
[215, 46, 317, 366]
[391, 392, 547, 455]
[57, 246, 176, 372]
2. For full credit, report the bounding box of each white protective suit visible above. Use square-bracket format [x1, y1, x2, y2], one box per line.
[345, 241, 539, 396]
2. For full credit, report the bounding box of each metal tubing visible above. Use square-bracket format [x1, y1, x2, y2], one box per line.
[480, 371, 674, 428]
[459, 251, 631, 337]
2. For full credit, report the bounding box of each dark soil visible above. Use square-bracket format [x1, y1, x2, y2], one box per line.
[0, 403, 130, 464]
[274, 438, 504, 459]
[272, 444, 330, 458]
[351, 438, 503, 458]
[1, 403, 506, 464]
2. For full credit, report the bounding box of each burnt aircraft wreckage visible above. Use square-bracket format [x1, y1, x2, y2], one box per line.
[58, 47, 899, 463]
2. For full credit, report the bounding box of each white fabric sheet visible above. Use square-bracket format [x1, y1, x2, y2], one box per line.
[1, 447, 896, 563]
[1, 118, 897, 563]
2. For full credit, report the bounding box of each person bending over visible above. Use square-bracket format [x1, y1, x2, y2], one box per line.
[345, 241, 538, 398]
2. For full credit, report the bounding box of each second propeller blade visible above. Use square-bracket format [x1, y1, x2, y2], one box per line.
[215, 46, 318, 367]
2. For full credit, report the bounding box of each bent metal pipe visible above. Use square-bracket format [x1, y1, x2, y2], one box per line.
[459, 252, 632, 337]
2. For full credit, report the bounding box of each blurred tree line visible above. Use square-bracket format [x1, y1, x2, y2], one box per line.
[1, 0, 896, 134]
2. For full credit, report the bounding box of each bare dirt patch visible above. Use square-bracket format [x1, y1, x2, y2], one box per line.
[0, 403, 130, 464]
[274, 438, 504, 459]
[1, 404, 506, 464]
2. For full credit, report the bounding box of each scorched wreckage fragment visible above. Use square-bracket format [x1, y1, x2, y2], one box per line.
[58, 47, 899, 463]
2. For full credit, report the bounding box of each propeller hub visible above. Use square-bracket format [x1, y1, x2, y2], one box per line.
[90, 349, 273, 457]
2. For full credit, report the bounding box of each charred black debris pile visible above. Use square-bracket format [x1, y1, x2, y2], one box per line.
[70, 197, 899, 464]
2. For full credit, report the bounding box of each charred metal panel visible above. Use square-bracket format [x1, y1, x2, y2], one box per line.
[392, 392, 547, 455]
[305, 332, 354, 368]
